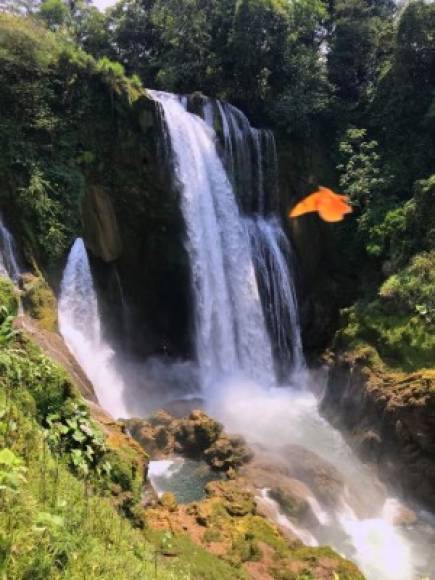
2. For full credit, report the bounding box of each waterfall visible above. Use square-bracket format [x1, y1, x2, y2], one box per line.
[0, 216, 20, 282]
[202, 98, 305, 375]
[247, 215, 305, 373]
[58, 238, 128, 418]
[203, 99, 278, 214]
[151, 91, 275, 390]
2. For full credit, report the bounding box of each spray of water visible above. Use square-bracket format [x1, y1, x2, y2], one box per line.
[206, 374, 435, 579]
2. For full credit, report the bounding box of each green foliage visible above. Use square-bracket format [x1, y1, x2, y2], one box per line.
[45, 402, 110, 479]
[0, 340, 76, 420]
[38, 0, 70, 30]
[336, 299, 435, 372]
[338, 128, 388, 207]
[0, 308, 242, 578]
[0, 277, 19, 319]
[0, 448, 27, 496]
[380, 251, 435, 323]
[0, 307, 19, 346]
[368, 0, 435, 192]
[108, 0, 332, 131]
[327, 0, 395, 108]
[0, 13, 145, 266]
[16, 166, 68, 263]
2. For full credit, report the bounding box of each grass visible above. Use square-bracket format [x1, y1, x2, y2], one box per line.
[0, 278, 243, 579]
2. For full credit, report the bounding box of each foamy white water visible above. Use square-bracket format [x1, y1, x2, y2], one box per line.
[58, 238, 128, 418]
[247, 215, 305, 373]
[207, 374, 435, 579]
[338, 500, 413, 580]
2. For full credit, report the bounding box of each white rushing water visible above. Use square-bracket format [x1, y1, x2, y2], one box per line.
[58, 238, 128, 417]
[0, 216, 21, 282]
[247, 215, 305, 373]
[151, 91, 275, 390]
[202, 99, 303, 374]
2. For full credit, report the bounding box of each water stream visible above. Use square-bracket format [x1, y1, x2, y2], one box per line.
[151, 90, 275, 391]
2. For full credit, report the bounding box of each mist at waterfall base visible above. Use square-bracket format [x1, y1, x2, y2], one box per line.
[57, 93, 435, 579]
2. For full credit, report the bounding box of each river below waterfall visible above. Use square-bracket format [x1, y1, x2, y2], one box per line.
[206, 374, 435, 579]
[56, 91, 435, 579]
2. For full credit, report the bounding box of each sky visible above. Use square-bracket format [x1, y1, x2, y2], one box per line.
[93, 0, 118, 11]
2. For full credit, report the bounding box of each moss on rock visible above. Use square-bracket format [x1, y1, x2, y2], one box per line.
[323, 346, 435, 509]
[20, 273, 57, 331]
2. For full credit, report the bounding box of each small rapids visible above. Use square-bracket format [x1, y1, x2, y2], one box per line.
[207, 375, 435, 579]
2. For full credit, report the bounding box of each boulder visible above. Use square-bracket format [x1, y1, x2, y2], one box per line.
[159, 491, 178, 512]
[125, 408, 252, 474]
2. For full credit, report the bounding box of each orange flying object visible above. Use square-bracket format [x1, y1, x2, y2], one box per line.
[289, 186, 353, 223]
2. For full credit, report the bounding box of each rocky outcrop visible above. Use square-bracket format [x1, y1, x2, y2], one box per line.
[322, 347, 435, 509]
[145, 475, 363, 580]
[124, 409, 252, 474]
[82, 94, 192, 360]
[82, 187, 122, 262]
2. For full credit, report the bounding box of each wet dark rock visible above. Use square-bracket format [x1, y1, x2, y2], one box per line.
[82, 186, 122, 262]
[322, 349, 435, 509]
[279, 445, 345, 507]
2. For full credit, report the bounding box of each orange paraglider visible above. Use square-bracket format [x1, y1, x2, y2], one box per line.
[289, 186, 353, 223]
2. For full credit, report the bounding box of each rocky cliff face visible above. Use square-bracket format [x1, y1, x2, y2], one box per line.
[80, 94, 192, 359]
[322, 347, 435, 509]
[276, 135, 355, 353]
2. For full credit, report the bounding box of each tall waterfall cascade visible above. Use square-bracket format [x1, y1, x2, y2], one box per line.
[0, 216, 21, 282]
[151, 91, 276, 389]
[58, 238, 128, 417]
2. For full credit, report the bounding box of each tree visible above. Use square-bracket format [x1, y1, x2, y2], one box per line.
[327, 0, 395, 110]
[39, 0, 69, 30]
[368, 0, 435, 194]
